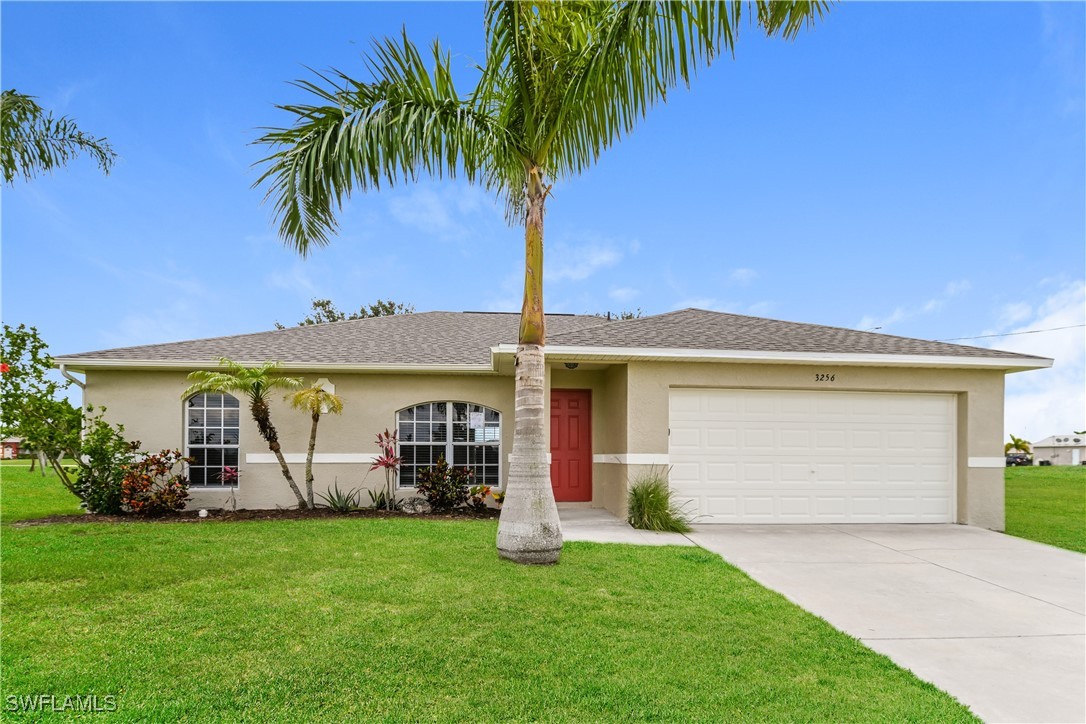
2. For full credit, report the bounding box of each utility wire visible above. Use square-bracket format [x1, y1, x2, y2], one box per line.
[938, 323, 1086, 342]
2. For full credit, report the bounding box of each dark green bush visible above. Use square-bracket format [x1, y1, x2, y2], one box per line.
[78, 415, 139, 514]
[627, 470, 692, 533]
[414, 457, 472, 512]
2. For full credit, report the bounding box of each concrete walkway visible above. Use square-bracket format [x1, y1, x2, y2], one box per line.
[558, 506, 694, 546]
[688, 524, 1086, 724]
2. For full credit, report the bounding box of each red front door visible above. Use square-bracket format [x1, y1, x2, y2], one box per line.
[551, 389, 592, 502]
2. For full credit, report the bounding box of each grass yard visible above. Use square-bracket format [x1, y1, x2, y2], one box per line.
[0, 465, 975, 722]
[1005, 465, 1086, 553]
[0, 460, 82, 523]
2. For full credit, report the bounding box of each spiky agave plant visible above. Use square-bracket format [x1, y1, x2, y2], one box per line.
[183, 358, 305, 507]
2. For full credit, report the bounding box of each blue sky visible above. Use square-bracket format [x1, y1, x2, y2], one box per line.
[2, 2, 1083, 440]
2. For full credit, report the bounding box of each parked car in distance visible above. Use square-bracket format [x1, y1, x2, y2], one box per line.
[1006, 453, 1032, 467]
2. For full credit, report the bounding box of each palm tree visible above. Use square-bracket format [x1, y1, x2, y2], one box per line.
[1005, 434, 1032, 456]
[183, 358, 307, 508]
[254, 2, 827, 563]
[1, 89, 117, 184]
[287, 385, 345, 508]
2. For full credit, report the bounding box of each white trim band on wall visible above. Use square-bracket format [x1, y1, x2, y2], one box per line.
[967, 457, 1006, 469]
[592, 454, 670, 465]
[246, 453, 378, 464]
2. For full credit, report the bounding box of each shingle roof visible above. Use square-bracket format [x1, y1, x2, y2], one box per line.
[547, 308, 1039, 360]
[54, 308, 1045, 367]
[55, 312, 605, 367]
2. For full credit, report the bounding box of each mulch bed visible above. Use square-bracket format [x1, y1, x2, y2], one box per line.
[10, 506, 501, 528]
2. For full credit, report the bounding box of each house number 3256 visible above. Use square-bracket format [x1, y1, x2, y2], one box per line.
[814, 373, 836, 382]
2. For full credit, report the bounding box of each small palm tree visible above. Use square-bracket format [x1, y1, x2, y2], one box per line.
[255, 2, 827, 563]
[1005, 434, 1032, 455]
[1, 89, 117, 184]
[183, 358, 306, 508]
[287, 385, 345, 509]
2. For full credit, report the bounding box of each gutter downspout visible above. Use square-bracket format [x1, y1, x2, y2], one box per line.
[59, 364, 88, 438]
[59, 364, 86, 397]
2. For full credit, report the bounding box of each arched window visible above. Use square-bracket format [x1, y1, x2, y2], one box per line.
[397, 402, 501, 489]
[186, 392, 241, 486]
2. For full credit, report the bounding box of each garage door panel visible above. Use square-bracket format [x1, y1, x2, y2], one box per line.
[668, 389, 956, 524]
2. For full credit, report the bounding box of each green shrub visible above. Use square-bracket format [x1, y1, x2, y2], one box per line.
[414, 456, 472, 512]
[77, 414, 139, 514]
[627, 470, 692, 533]
[317, 481, 362, 512]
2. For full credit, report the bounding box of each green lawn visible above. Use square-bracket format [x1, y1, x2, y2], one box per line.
[1005, 465, 1086, 553]
[0, 460, 82, 523]
[0, 465, 974, 722]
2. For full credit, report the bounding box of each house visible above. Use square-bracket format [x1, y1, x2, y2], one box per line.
[1031, 434, 1086, 466]
[2, 437, 21, 459]
[53, 309, 1051, 530]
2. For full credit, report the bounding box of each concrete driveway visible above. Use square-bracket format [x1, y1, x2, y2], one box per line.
[688, 524, 1085, 724]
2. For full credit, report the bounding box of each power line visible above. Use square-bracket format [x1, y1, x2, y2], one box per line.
[938, 323, 1086, 342]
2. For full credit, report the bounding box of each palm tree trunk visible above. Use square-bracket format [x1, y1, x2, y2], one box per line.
[305, 412, 319, 509]
[252, 399, 308, 509]
[497, 166, 562, 565]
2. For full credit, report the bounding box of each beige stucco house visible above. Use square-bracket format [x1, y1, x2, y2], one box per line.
[54, 308, 1051, 530]
[1031, 434, 1086, 467]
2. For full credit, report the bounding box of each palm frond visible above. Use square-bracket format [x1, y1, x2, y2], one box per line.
[183, 358, 302, 405]
[542, 1, 829, 179]
[1, 89, 117, 184]
[253, 32, 508, 254]
[288, 386, 344, 415]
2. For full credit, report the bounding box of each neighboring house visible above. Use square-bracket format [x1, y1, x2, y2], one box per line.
[1, 438, 21, 459]
[1031, 434, 1086, 466]
[53, 309, 1051, 530]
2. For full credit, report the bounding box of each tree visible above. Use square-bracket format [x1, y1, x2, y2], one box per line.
[287, 385, 345, 508]
[274, 298, 415, 329]
[1, 324, 135, 509]
[183, 359, 307, 508]
[596, 309, 644, 320]
[254, 2, 827, 563]
[1, 89, 117, 184]
[1005, 435, 1032, 456]
[0, 323, 81, 481]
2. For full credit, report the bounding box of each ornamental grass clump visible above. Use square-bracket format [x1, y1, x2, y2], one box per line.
[627, 469, 692, 533]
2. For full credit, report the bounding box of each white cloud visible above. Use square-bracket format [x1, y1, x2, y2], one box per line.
[547, 240, 625, 282]
[265, 263, 319, 298]
[728, 268, 758, 286]
[102, 300, 208, 347]
[608, 287, 639, 303]
[999, 302, 1033, 326]
[386, 184, 499, 241]
[855, 279, 971, 331]
[979, 280, 1085, 441]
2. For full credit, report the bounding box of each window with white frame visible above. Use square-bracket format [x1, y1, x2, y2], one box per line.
[186, 392, 241, 486]
[396, 402, 501, 488]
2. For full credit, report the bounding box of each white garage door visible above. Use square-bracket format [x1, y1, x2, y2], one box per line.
[669, 389, 956, 524]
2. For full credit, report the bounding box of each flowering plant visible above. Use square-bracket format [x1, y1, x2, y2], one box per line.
[370, 429, 401, 511]
[468, 484, 492, 511]
[217, 466, 240, 485]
